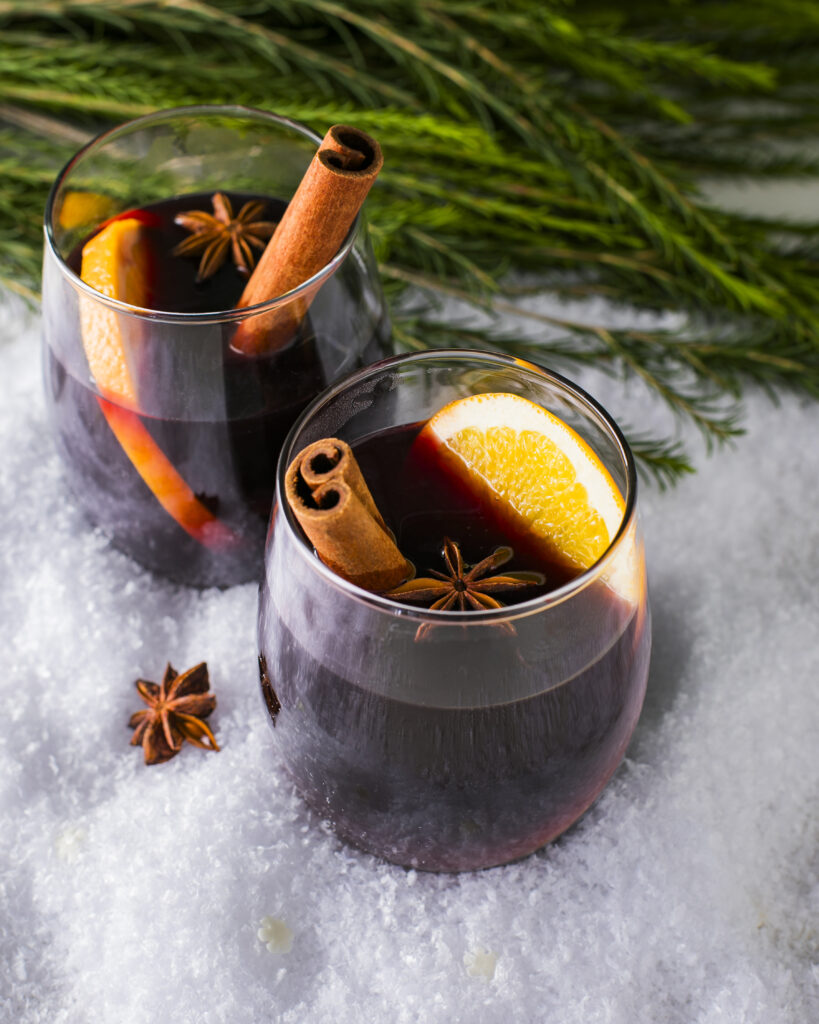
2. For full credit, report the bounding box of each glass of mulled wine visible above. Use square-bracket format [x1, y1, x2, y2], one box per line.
[42, 105, 389, 586]
[259, 350, 651, 872]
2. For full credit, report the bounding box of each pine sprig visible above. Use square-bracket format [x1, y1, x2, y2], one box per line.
[622, 434, 697, 491]
[1, 0, 818, 485]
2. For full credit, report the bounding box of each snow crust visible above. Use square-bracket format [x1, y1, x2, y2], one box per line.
[1, 295, 817, 1023]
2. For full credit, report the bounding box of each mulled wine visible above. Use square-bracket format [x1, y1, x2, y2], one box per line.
[259, 354, 651, 872]
[43, 108, 389, 587]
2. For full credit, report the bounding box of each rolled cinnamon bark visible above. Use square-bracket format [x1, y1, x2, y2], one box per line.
[233, 125, 383, 356]
[285, 437, 411, 592]
[296, 437, 388, 532]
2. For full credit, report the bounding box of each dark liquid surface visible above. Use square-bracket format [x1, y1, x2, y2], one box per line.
[65, 192, 276, 313]
[259, 422, 650, 870]
[47, 192, 387, 586]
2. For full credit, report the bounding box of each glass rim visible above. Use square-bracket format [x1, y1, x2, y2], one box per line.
[275, 348, 639, 622]
[43, 103, 362, 326]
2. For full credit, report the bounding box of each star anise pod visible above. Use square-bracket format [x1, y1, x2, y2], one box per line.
[384, 538, 544, 639]
[172, 192, 276, 281]
[129, 662, 220, 765]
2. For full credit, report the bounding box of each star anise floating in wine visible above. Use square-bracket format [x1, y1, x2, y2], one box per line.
[172, 192, 276, 280]
[129, 662, 220, 765]
[385, 537, 544, 613]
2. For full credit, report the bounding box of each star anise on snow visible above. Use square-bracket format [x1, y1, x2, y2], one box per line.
[384, 537, 544, 637]
[129, 662, 220, 765]
[172, 192, 276, 280]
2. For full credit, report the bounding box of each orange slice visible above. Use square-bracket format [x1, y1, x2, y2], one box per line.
[79, 217, 150, 405]
[80, 218, 235, 548]
[419, 392, 625, 575]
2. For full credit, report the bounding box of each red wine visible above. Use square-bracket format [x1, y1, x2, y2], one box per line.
[45, 192, 388, 586]
[259, 422, 650, 870]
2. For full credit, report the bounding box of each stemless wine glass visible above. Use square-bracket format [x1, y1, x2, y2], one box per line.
[42, 105, 389, 587]
[259, 350, 651, 872]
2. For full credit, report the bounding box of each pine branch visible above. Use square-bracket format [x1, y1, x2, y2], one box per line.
[0, 0, 818, 485]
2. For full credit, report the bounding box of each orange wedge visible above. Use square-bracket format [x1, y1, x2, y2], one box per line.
[418, 393, 625, 575]
[80, 218, 235, 548]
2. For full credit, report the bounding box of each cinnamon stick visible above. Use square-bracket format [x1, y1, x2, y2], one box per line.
[232, 125, 383, 356]
[285, 438, 411, 592]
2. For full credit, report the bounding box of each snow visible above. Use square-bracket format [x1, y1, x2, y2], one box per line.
[1, 290, 817, 1024]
